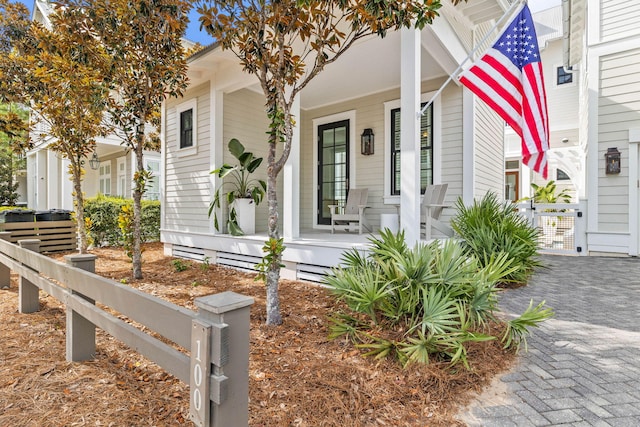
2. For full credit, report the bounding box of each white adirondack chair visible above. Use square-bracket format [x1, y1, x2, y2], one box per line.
[329, 188, 371, 234]
[421, 183, 454, 240]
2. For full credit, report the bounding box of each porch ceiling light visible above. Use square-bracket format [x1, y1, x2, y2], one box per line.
[361, 128, 374, 156]
[89, 150, 100, 170]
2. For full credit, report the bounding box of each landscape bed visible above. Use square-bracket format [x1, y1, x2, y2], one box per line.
[0, 242, 516, 426]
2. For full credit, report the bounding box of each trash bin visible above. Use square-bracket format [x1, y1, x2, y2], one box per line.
[35, 209, 72, 221]
[0, 209, 35, 223]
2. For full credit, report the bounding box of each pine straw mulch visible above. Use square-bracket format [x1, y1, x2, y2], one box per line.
[0, 242, 516, 426]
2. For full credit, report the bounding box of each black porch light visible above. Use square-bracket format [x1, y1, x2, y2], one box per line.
[361, 128, 374, 156]
[605, 147, 620, 175]
[89, 150, 100, 170]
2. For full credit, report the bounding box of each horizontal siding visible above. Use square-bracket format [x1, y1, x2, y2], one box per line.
[543, 41, 580, 130]
[597, 48, 640, 232]
[473, 99, 504, 199]
[601, 0, 640, 40]
[164, 82, 211, 233]
[222, 89, 272, 233]
[301, 79, 465, 231]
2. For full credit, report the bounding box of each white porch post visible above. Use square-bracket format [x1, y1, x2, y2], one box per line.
[462, 88, 476, 204]
[46, 149, 59, 209]
[400, 26, 421, 245]
[283, 95, 300, 239]
[209, 84, 224, 234]
[61, 158, 73, 210]
[36, 149, 47, 210]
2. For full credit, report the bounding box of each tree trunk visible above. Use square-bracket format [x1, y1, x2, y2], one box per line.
[72, 162, 87, 254]
[131, 126, 145, 279]
[265, 136, 282, 326]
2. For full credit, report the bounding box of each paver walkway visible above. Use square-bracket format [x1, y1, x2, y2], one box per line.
[459, 255, 640, 426]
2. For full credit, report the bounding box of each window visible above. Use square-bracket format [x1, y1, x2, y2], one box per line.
[99, 162, 111, 196]
[557, 66, 573, 85]
[176, 99, 197, 154]
[390, 103, 433, 195]
[144, 158, 160, 200]
[117, 157, 126, 197]
[557, 168, 570, 181]
[180, 109, 193, 148]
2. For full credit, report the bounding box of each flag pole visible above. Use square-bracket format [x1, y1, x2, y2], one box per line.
[418, 0, 526, 117]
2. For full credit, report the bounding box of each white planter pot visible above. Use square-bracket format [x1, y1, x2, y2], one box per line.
[232, 198, 256, 235]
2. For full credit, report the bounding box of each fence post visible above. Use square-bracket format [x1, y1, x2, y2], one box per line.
[64, 253, 98, 362]
[0, 232, 11, 289]
[192, 291, 254, 427]
[18, 239, 41, 313]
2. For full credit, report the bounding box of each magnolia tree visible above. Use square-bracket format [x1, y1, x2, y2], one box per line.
[78, 0, 190, 279]
[2, 2, 111, 253]
[197, 0, 467, 325]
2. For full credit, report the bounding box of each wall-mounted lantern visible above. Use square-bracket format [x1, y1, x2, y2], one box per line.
[89, 150, 101, 170]
[361, 128, 374, 156]
[605, 147, 621, 175]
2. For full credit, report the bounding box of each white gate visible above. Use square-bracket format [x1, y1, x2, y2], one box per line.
[517, 201, 586, 255]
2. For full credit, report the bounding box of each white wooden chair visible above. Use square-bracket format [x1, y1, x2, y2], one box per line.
[329, 188, 371, 234]
[421, 183, 454, 240]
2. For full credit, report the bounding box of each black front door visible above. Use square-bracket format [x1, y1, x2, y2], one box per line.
[317, 120, 349, 225]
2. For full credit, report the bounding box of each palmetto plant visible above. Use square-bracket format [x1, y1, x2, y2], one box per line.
[325, 230, 552, 368]
[451, 192, 542, 285]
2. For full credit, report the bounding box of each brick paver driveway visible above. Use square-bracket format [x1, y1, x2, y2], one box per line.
[459, 255, 640, 426]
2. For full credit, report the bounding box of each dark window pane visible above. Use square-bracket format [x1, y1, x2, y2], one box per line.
[557, 66, 573, 85]
[391, 104, 433, 195]
[180, 109, 194, 148]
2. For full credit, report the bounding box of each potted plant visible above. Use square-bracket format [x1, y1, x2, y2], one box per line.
[208, 138, 266, 235]
[530, 180, 571, 242]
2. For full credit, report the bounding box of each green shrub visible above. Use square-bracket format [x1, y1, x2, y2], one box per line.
[451, 192, 542, 285]
[324, 230, 552, 369]
[84, 194, 160, 247]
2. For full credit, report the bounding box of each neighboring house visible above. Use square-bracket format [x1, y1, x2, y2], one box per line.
[25, 0, 161, 211]
[564, 0, 640, 256]
[505, 5, 584, 203]
[161, 1, 515, 280]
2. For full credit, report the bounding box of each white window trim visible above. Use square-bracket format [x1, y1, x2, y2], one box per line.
[383, 90, 441, 204]
[312, 110, 357, 229]
[143, 156, 161, 201]
[99, 160, 112, 196]
[176, 98, 197, 157]
[117, 157, 126, 197]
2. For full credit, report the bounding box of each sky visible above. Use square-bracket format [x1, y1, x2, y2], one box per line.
[11, 0, 561, 46]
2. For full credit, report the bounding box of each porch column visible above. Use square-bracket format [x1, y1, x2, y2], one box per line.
[283, 94, 300, 239]
[36, 149, 47, 210]
[400, 26, 421, 245]
[61, 158, 73, 210]
[209, 84, 224, 235]
[47, 150, 60, 209]
[462, 88, 476, 205]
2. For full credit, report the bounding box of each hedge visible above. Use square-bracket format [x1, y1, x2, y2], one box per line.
[84, 194, 160, 247]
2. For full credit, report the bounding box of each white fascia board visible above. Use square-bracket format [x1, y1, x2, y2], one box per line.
[423, 18, 469, 75]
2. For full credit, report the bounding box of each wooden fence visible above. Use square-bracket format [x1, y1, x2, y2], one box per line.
[0, 220, 76, 252]
[0, 233, 253, 427]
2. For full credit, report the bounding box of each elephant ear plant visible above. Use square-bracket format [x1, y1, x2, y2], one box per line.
[208, 138, 267, 235]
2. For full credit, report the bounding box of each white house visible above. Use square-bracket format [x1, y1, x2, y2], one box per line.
[26, 0, 161, 211]
[505, 5, 584, 203]
[160, 1, 519, 280]
[564, 0, 640, 256]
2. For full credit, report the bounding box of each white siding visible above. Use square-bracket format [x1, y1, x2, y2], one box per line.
[221, 89, 272, 233]
[601, 0, 640, 40]
[473, 99, 504, 198]
[301, 81, 465, 231]
[164, 82, 211, 233]
[597, 48, 640, 232]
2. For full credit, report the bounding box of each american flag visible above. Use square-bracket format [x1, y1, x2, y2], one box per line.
[458, 4, 549, 179]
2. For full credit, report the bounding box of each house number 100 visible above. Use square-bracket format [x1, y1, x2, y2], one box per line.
[193, 339, 203, 411]
[190, 321, 210, 426]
